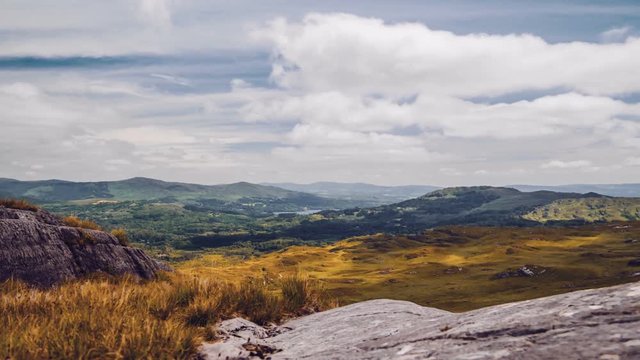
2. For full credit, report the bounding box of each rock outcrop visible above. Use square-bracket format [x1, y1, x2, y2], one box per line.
[202, 281, 640, 359]
[0, 205, 168, 287]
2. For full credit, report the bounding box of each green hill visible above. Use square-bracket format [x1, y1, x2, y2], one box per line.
[263, 182, 440, 205]
[512, 183, 640, 197]
[523, 197, 640, 222]
[278, 186, 638, 241]
[0, 177, 362, 212]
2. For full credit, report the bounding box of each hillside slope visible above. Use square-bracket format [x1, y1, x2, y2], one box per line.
[523, 197, 640, 222]
[513, 183, 640, 197]
[264, 182, 440, 205]
[280, 186, 613, 240]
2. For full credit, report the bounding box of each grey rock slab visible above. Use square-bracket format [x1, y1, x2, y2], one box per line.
[201, 281, 640, 360]
[0, 206, 169, 287]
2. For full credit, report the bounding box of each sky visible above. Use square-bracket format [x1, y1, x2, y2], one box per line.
[1, 0, 640, 186]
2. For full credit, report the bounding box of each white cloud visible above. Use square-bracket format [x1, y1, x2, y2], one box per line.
[625, 157, 640, 166]
[259, 13, 640, 97]
[99, 127, 197, 146]
[541, 160, 592, 169]
[600, 26, 633, 43]
[2, 9, 640, 185]
[0, 82, 40, 98]
[150, 73, 190, 86]
[138, 0, 173, 28]
[105, 159, 132, 166]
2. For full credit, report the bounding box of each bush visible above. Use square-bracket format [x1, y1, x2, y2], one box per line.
[62, 216, 102, 230]
[111, 228, 130, 246]
[0, 198, 39, 212]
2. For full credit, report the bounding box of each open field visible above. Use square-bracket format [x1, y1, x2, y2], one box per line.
[179, 222, 640, 312]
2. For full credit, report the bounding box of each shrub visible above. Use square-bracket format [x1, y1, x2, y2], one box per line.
[62, 216, 102, 230]
[0, 198, 39, 212]
[111, 228, 130, 246]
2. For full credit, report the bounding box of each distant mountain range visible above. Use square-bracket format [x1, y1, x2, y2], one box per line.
[267, 182, 640, 203]
[2, 177, 638, 207]
[263, 182, 440, 205]
[2, 178, 639, 249]
[0, 177, 363, 214]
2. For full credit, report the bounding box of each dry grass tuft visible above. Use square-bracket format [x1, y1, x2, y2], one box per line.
[0, 198, 39, 212]
[280, 274, 337, 315]
[0, 272, 335, 359]
[111, 228, 130, 246]
[77, 229, 97, 245]
[63, 215, 102, 230]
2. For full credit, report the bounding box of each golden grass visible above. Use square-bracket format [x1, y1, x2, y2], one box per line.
[178, 222, 640, 312]
[111, 228, 130, 246]
[0, 198, 39, 212]
[0, 272, 334, 360]
[63, 215, 103, 230]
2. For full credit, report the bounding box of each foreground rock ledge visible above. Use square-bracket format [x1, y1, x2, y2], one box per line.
[202, 281, 640, 359]
[0, 206, 168, 287]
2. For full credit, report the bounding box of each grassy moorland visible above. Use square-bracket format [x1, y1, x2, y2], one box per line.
[523, 197, 640, 222]
[0, 273, 334, 360]
[179, 222, 640, 312]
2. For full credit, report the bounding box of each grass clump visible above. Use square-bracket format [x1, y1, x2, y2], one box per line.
[111, 228, 130, 246]
[0, 198, 39, 212]
[77, 229, 97, 245]
[63, 215, 102, 230]
[0, 272, 335, 360]
[280, 274, 335, 315]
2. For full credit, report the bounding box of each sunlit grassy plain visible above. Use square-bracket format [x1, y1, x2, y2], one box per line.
[180, 222, 640, 311]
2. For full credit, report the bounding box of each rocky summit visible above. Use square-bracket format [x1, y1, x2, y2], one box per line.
[0, 205, 168, 287]
[202, 281, 640, 360]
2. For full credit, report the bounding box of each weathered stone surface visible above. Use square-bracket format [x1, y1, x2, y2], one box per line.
[202, 281, 640, 360]
[0, 206, 169, 287]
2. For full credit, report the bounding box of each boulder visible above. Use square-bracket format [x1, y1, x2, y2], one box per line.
[0, 206, 168, 287]
[201, 281, 640, 359]
[491, 264, 548, 280]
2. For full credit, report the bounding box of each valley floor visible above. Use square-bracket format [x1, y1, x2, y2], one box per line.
[179, 222, 640, 311]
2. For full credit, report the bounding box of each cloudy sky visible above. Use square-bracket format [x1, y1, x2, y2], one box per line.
[1, 0, 640, 186]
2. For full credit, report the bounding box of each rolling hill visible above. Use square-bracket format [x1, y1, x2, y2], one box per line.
[263, 182, 440, 205]
[0, 177, 362, 212]
[274, 186, 640, 242]
[512, 183, 640, 197]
